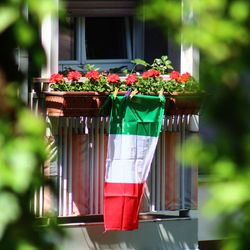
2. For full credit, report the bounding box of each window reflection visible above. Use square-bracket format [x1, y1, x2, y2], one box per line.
[59, 17, 77, 60]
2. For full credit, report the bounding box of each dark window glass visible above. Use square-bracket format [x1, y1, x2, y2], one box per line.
[144, 22, 168, 64]
[59, 17, 77, 60]
[85, 17, 127, 59]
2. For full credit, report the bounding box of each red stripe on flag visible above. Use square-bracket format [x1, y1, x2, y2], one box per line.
[104, 182, 145, 231]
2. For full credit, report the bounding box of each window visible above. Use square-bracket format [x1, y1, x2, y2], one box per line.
[85, 17, 130, 60]
[59, 16, 138, 71]
[59, 17, 77, 61]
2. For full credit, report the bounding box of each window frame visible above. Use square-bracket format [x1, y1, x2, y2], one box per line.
[59, 17, 82, 66]
[59, 16, 138, 71]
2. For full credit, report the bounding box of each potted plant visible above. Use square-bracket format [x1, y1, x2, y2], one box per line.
[45, 69, 124, 116]
[44, 56, 203, 116]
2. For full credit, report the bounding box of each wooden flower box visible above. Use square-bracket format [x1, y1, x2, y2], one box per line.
[44, 91, 202, 117]
[165, 93, 202, 115]
[44, 91, 110, 117]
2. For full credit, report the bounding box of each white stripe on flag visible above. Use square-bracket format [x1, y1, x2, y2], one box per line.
[105, 134, 158, 183]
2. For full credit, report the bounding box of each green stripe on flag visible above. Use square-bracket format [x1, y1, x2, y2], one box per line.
[109, 95, 165, 137]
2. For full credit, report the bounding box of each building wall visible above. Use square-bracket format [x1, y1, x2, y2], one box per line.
[60, 218, 199, 250]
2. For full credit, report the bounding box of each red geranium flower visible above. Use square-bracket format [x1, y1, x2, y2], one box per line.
[126, 74, 138, 85]
[67, 71, 82, 81]
[142, 71, 150, 78]
[180, 72, 191, 83]
[85, 70, 100, 81]
[170, 71, 181, 81]
[142, 69, 160, 79]
[107, 74, 120, 84]
[49, 73, 64, 83]
[150, 69, 160, 77]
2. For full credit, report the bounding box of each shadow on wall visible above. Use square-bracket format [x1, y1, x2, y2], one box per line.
[81, 219, 198, 250]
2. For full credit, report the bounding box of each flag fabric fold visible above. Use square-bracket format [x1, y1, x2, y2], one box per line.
[104, 94, 165, 231]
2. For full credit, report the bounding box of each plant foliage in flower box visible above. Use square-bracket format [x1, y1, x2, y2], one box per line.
[45, 56, 203, 116]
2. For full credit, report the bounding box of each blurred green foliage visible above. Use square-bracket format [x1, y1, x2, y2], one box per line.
[139, 0, 250, 249]
[1, 0, 249, 248]
[0, 0, 64, 249]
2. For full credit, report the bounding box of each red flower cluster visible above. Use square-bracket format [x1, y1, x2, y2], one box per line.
[169, 71, 181, 81]
[67, 71, 82, 81]
[85, 70, 100, 81]
[49, 73, 64, 83]
[126, 74, 138, 85]
[142, 69, 160, 79]
[107, 74, 120, 84]
[170, 71, 191, 83]
[181, 72, 191, 82]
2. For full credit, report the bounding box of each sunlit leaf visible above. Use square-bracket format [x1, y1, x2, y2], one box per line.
[18, 241, 38, 250]
[0, 192, 20, 237]
[230, 1, 249, 21]
[14, 19, 35, 47]
[8, 140, 36, 193]
[17, 110, 45, 136]
[27, 0, 64, 20]
[131, 58, 149, 67]
[204, 181, 250, 215]
[0, 6, 19, 33]
[213, 159, 236, 178]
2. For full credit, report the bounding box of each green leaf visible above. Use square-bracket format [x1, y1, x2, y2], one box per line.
[17, 110, 45, 136]
[0, 192, 20, 236]
[27, 0, 59, 21]
[18, 242, 38, 250]
[131, 58, 149, 67]
[230, 1, 249, 22]
[8, 141, 36, 193]
[85, 64, 99, 71]
[0, 6, 19, 33]
[14, 19, 35, 47]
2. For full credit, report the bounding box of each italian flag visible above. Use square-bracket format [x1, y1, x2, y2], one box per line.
[104, 94, 165, 231]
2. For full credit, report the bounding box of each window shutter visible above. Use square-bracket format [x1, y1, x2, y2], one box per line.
[65, 1, 137, 17]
